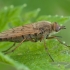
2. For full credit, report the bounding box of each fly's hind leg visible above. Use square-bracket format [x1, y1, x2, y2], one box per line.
[3, 37, 36, 54]
[2, 43, 16, 53]
[3, 39, 25, 54]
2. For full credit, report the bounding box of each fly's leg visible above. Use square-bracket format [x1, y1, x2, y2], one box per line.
[4, 39, 25, 54]
[2, 43, 16, 53]
[3, 38, 37, 54]
[46, 36, 70, 47]
[39, 36, 54, 61]
[43, 39, 54, 62]
[55, 37, 69, 47]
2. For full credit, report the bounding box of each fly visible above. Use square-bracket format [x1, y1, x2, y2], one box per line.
[0, 21, 69, 61]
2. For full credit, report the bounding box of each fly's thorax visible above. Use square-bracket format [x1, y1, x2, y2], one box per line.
[35, 21, 51, 28]
[32, 21, 53, 34]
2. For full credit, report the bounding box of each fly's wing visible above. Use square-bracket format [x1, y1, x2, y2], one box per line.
[0, 21, 51, 42]
[0, 24, 41, 42]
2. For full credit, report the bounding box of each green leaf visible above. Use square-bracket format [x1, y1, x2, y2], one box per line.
[37, 15, 69, 24]
[0, 4, 27, 31]
[0, 52, 29, 70]
[22, 8, 41, 24]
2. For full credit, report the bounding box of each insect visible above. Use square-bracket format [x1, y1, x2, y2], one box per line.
[0, 21, 69, 61]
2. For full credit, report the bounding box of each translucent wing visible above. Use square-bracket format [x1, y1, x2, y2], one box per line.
[0, 24, 40, 39]
[0, 21, 51, 42]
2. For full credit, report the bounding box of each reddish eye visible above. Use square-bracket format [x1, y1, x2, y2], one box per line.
[53, 22, 61, 32]
[55, 26, 60, 32]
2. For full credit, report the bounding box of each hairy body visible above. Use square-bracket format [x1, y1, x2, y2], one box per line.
[0, 21, 53, 42]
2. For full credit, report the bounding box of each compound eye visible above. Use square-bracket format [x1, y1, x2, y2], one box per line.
[55, 26, 61, 32]
[53, 22, 61, 32]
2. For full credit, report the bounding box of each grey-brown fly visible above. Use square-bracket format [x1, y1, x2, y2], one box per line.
[0, 21, 69, 61]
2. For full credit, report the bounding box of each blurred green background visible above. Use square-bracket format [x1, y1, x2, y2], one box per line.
[0, 0, 70, 16]
[0, 0, 70, 43]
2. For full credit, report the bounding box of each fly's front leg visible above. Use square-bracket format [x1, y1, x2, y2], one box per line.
[46, 36, 70, 47]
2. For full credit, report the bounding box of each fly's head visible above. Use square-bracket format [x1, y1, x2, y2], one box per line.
[52, 22, 66, 32]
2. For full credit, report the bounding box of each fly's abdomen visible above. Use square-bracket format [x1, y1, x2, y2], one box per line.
[0, 38, 2, 41]
[0, 38, 8, 42]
